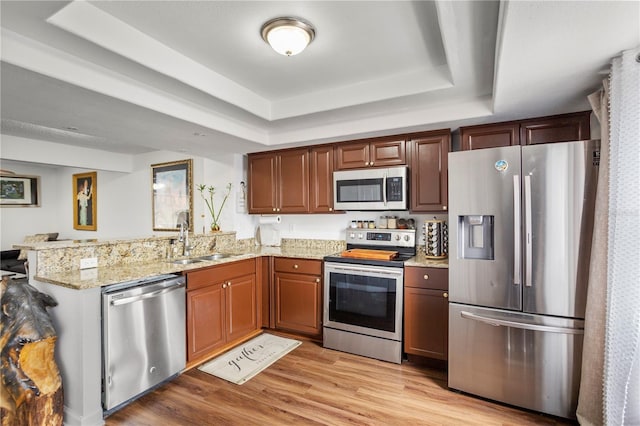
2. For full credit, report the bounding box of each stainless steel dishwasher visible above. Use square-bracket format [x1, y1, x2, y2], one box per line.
[102, 274, 186, 413]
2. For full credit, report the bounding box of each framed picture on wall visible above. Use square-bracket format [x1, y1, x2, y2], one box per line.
[73, 172, 97, 231]
[0, 174, 40, 207]
[151, 159, 193, 232]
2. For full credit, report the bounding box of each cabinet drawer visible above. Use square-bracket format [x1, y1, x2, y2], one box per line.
[274, 257, 321, 275]
[404, 266, 448, 290]
[187, 258, 255, 290]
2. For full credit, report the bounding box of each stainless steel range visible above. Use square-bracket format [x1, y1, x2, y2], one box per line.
[323, 228, 416, 364]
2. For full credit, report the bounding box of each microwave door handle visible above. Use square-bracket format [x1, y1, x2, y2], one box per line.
[383, 171, 388, 206]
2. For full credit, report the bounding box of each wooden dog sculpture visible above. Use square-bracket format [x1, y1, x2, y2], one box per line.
[0, 277, 63, 426]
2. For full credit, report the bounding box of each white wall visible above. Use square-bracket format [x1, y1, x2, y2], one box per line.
[0, 137, 258, 249]
[0, 160, 63, 250]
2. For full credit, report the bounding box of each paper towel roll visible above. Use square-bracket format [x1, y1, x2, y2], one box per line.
[259, 215, 281, 224]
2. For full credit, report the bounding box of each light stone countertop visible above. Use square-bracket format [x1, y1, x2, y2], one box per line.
[34, 246, 338, 290]
[404, 252, 449, 268]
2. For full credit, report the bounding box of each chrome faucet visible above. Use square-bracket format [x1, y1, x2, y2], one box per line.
[179, 221, 192, 257]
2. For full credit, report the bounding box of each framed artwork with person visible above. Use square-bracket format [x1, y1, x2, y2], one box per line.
[73, 171, 97, 231]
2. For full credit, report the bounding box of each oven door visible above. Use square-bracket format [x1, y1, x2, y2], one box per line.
[323, 262, 404, 341]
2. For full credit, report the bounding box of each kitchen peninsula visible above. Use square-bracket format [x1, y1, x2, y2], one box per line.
[18, 232, 446, 426]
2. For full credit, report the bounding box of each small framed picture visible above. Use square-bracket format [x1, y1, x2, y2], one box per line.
[151, 159, 193, 231]
[73, 172, 97, 231]
[0, 174, 40, 207]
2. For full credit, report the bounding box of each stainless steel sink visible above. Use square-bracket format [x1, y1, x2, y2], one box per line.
[168, 258, 204, 265]
[197, 253, 234, 261]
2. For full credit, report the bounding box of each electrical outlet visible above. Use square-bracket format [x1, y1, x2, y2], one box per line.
[80, 257, 98, 269]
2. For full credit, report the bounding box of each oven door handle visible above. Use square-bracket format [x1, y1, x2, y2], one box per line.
[325, 263, 403, 277]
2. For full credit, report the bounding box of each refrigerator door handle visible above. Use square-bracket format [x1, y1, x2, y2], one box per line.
[513, 175, 521, 285]
[460, 311, 584, 334]
[524, 175, 533, 287]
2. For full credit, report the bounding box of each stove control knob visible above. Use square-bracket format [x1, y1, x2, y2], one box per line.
[404, 235, 411, 242]
[349, 232, 355, 239]
[395, 235, 401, 241]
[358, 233, 364, 239]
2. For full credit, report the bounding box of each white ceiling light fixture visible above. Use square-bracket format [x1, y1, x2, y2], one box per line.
[261, 17, 315, 56]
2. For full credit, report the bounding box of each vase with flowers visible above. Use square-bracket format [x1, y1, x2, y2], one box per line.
[197, 182, 232, 232]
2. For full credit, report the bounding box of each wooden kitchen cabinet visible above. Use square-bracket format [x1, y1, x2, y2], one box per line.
[272, 257, 323, 338]
[409, 130, 450, 212]
[309, 145, 335, 213]
[404, 266, 449, 360]
[460, 111, 591, 150]
[460, 122, 520, 150]
[519, 111, 591, 145]
[334, 137, 406, 169]
[186, 258, 258, 365]
[248, 148, 309, 214]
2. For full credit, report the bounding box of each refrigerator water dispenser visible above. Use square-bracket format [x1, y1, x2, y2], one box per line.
[458, 215, 494, 260]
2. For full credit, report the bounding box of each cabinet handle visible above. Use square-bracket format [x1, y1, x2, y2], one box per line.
[293, 264, 299, 269]
[423, 274, 429, 280]
[443, 292, 448, 298]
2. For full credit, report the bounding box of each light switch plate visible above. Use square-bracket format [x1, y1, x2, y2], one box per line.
[80, 257, 98, 269]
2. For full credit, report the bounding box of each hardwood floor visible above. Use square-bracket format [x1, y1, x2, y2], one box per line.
[106, 333, 576, 426]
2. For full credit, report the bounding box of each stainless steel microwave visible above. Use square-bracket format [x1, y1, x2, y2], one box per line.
[333, 166, 408, 211]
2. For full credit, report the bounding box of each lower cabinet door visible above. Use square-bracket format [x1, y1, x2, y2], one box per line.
[187, 283, 225, 362]
[226, 274, 257, 342]
[274, 272, 321, 336]
[404, 287, 448, 360]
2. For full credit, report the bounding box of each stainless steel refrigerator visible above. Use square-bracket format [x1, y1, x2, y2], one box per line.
[447, 140, 600, 419]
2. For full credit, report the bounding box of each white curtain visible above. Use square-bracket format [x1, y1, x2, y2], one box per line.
[578, 46, 640, 426]
[603, 46, 640, 426]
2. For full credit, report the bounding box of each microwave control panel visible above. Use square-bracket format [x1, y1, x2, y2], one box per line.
[386, 177, 404, 201]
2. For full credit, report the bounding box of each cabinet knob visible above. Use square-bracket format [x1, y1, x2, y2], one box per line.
[365, 161, 370, 166]
[370, 161, 374, 166]
[443, 292, 448, 298]
[277, 208, 281, 212]
[222, 283, 227, 288]
[272, 208, 276, 212]
[443, 206, 447, 210]
[293, 264, 299, 269]
[329, 207, 333, 211]
[423, 274, 429, 280]
[315, 278, 320, 283]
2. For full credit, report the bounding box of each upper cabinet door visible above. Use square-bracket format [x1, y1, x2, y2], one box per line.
[309, 145, 335, 213]
[369, 139, 406, 167]
[278, 148, 309, 213]
[460, 123, 520, 150]
[410, 131, 450, 212]
[334, 142, 370, 169]
[520, 111, 590, 145]
[248, 152, 278, 214]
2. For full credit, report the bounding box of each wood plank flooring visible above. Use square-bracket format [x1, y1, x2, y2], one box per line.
[105, 333, 576, 426]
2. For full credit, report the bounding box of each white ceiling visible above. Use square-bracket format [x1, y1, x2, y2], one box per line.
[1, 1, 638, 158]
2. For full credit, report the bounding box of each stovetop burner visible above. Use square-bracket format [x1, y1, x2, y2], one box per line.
[324, 229, 417, 268]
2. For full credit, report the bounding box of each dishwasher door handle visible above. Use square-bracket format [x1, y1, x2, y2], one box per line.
[110, 281, 185, 306]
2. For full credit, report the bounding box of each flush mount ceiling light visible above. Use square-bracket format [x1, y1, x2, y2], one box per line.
[261, 17, 315, 56]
